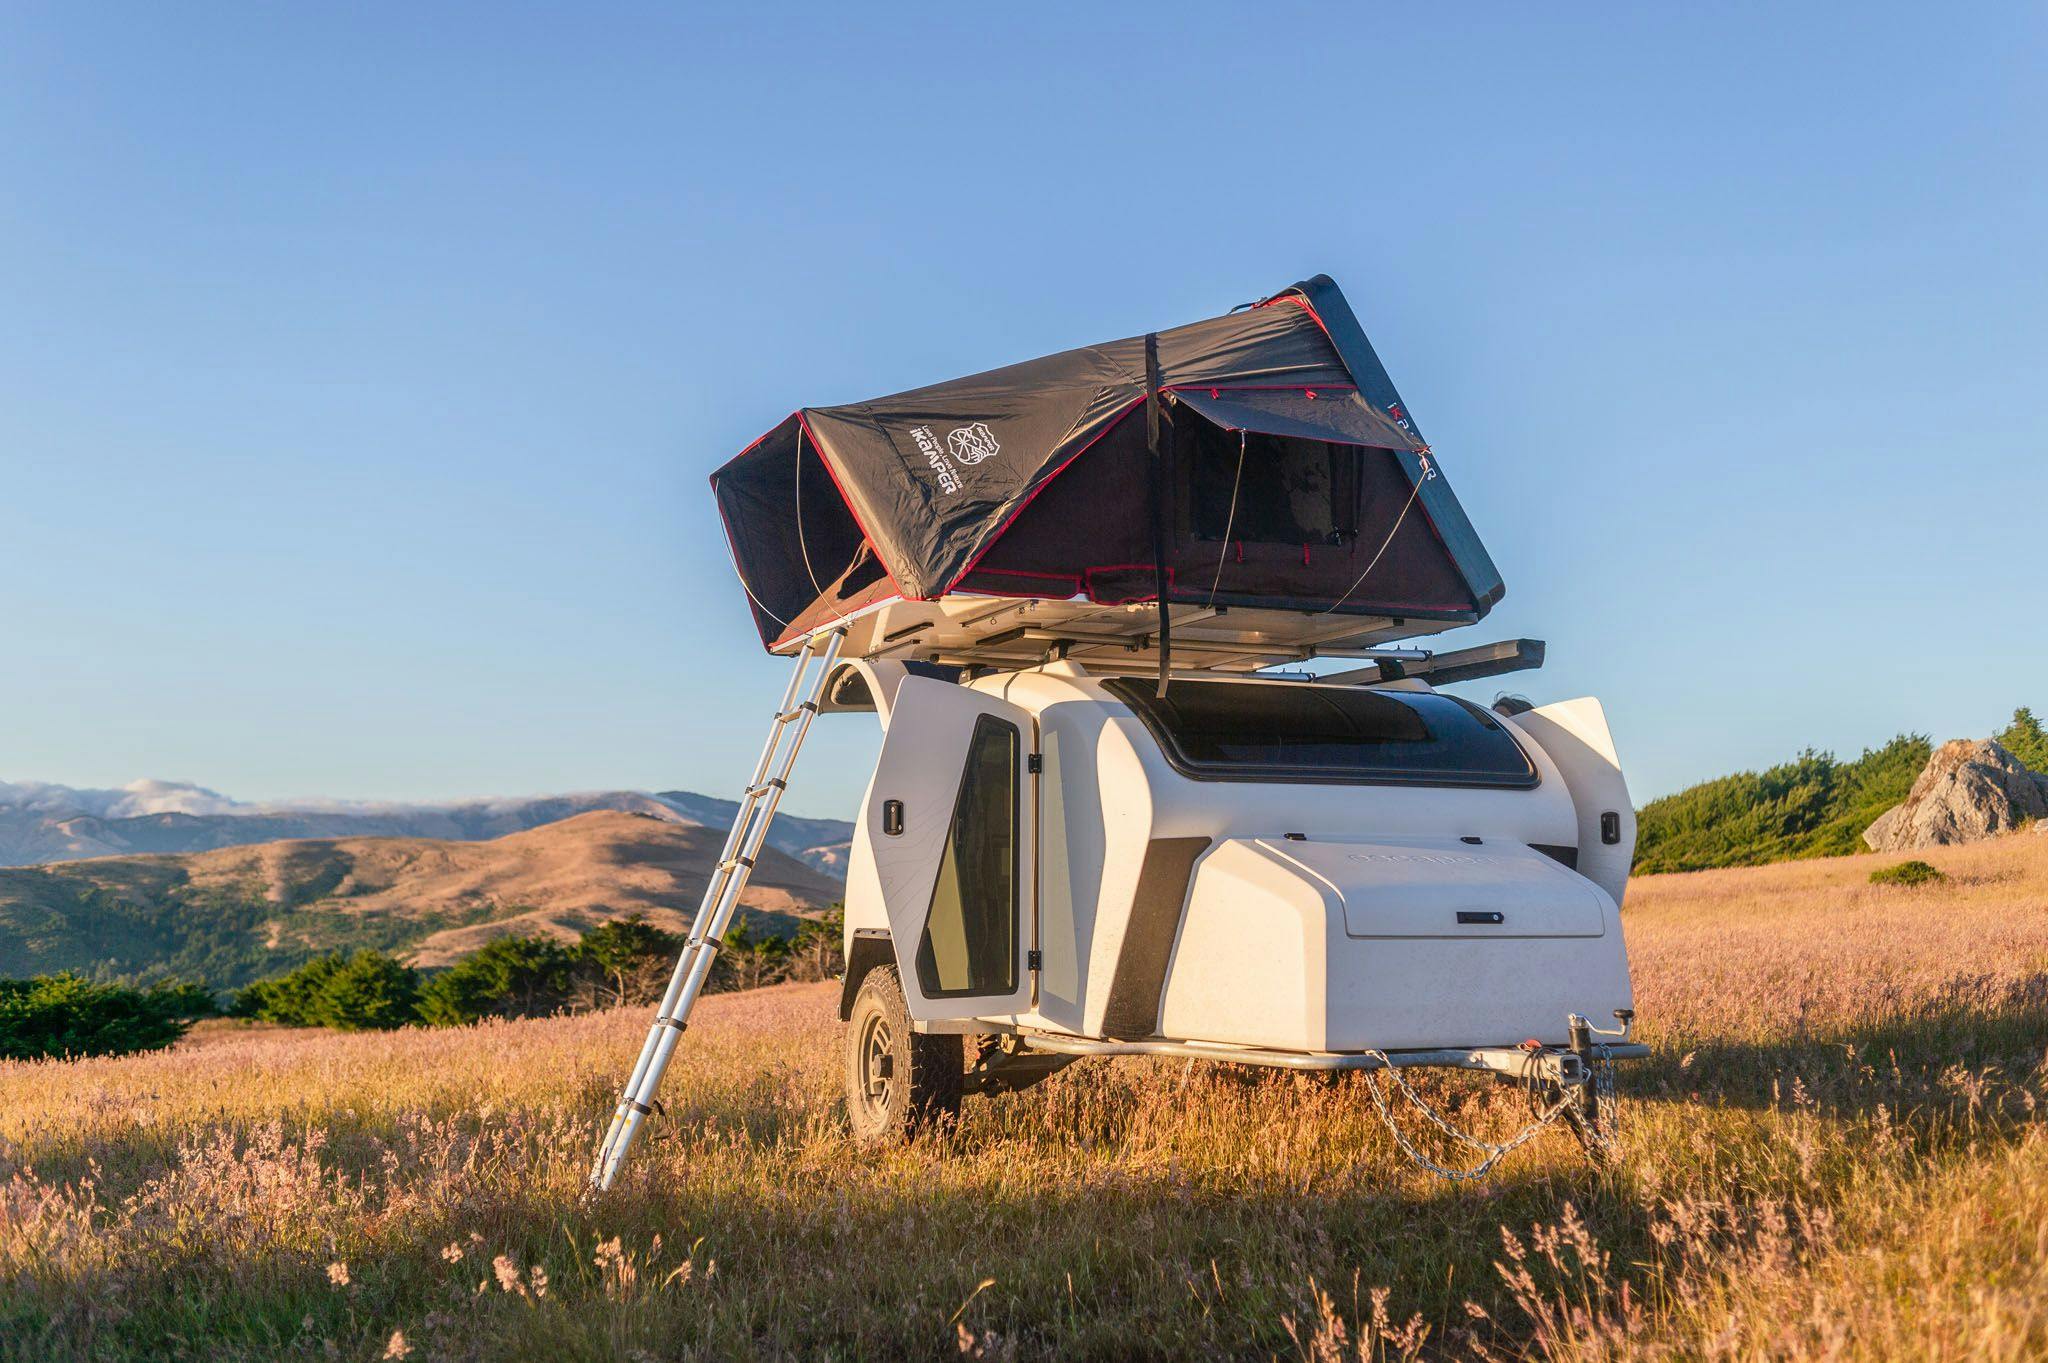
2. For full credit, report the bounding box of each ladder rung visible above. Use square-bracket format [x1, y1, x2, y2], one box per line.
[594, 626, 837, 1191]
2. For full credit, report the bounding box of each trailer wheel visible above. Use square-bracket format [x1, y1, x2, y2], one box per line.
[844, 966, 962, 1144]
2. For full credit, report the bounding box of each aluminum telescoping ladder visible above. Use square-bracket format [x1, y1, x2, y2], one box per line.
[590, 626, 846, 1189]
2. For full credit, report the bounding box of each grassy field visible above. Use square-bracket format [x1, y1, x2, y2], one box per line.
[4, 835, 2047, 1361]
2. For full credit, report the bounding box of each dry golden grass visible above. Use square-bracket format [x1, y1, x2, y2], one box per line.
[3, 833, 2046, 1361]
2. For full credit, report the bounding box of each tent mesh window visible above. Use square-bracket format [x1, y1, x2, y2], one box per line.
[1188, 427, 1362, 547]
[956, 406, 1469, 614]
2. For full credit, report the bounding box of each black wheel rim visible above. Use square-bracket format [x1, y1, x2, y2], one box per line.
[857, 1012, 895, 1116]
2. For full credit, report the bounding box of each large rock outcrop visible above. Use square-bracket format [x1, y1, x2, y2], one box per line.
[1864, 739, 2048, 851]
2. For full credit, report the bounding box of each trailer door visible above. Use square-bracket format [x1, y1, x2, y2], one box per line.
[866, 676, 1035, 1021]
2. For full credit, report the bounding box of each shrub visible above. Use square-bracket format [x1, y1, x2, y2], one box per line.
[573, 916, 681, 1009]
[143, 981, 222, 1022]
[231, 954, 341, 1025]
[0, 974, 211, 1059]
[1995, 706, 2048, 774]
[716, 919, 790, 992]
[1869, 859, 1947, 888]
[231, 951, 419, 1031]
[416, 935, 575, 1026]
[785, 907, 846, 983]
[317, 951, 422, 1031]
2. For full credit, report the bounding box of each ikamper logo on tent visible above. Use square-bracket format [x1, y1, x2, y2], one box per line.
[945, 421, 1000, 465]
[909, 421, 1000, 495]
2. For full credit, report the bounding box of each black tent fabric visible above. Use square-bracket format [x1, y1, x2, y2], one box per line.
[1165, 388, 1421, 451]
[710, 275, 1504, 650]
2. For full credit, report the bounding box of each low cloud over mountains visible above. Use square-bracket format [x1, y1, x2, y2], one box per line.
[0, 778, 257, 820]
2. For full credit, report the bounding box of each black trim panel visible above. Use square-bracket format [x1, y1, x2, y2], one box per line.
[838, 933, 896, 1020]
[1100, 837, 1212, 1040]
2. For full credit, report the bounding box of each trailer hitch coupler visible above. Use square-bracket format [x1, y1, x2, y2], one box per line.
[1567, 1014, 1599, 1125]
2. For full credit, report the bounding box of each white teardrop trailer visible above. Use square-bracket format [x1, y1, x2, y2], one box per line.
[593, 275, 1645, 1187]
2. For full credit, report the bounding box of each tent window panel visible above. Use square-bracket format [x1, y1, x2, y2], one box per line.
[1189, 425, 1361, 547]
[916, 715, 1020, 997]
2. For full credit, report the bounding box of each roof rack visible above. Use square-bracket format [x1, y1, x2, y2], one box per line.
[783, 594, 1543, 686]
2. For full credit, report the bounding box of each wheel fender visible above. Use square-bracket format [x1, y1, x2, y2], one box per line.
[839, 932, 896, 1020]
[818, 659, 911, 731]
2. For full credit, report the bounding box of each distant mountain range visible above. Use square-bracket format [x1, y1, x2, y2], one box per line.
[650, 790, 853, 876]
[0, 810, 842, 989]
[0, 779, 853, 875]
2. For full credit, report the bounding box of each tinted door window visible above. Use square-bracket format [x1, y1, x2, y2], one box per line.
[916, 716, 1020, 996]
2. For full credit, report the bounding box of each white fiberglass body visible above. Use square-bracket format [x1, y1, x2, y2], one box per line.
[832, 659, 1634, 1058]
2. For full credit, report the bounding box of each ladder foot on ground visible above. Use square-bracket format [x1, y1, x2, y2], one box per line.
[589, 626, 845, 1190]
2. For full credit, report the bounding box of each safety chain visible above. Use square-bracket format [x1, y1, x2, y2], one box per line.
[1357, 1049, 1582, 1182]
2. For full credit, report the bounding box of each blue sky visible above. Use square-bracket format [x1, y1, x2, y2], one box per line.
[3, 4, 2043, 818]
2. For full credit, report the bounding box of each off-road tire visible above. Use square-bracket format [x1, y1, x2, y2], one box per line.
[844, 965, 962, 1145]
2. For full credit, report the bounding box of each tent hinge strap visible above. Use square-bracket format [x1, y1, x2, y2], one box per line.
[1144, 331, 1172, 697]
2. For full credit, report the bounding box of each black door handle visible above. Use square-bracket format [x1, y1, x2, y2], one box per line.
[882, 799, 904, 836]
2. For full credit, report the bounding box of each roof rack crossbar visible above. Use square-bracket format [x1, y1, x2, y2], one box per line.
[1319, 638, 1545, 688]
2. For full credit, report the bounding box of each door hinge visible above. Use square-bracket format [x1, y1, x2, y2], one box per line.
[1027, 949, 1043, 971]
[1026, 753, 1042, 774]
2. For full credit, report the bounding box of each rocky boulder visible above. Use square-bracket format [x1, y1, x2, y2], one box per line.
[1864, 739, 2048, 851]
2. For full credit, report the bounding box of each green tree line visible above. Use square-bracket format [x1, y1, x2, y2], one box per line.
[0, 975, 217, 1061]
[1, 911, 843, 1055]
[231, 911, 843, 1032]
[1635, 705, 2045, 875]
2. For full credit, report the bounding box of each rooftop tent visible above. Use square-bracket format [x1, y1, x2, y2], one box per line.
[710, 275, 1504, 655]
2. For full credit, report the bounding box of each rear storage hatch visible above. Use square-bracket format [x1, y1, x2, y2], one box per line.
[1255, 837, 1606, 938]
